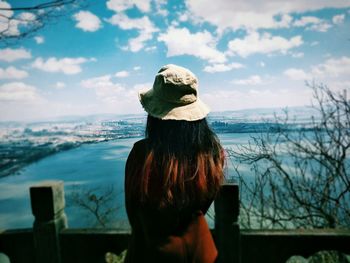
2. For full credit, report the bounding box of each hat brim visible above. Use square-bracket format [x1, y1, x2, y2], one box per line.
[139, 88, 210, 121]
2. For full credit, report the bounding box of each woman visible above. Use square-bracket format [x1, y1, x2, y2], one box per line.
[125, 64, 225, 263]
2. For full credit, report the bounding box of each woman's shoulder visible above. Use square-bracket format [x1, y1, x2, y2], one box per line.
[126, 139, 148, 174]
[127, 138, 148, 161]
[133, 138, 148, 151]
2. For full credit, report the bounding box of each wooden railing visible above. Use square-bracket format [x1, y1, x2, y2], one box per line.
[214, 185, 350, 263]
[0, 181, 350, 263]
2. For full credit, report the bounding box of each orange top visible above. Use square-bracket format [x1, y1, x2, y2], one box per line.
[124, 139, 218, 263]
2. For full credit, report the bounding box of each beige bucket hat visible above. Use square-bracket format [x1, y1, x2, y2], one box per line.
[138, 64, 210, 121]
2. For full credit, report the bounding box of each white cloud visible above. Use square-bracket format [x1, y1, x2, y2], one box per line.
[144, 46, 157, 52]
[18, 12, 36, 22]
[73, 11, 102, 32]
[185, 0, 350, 31]
[307, 22, 332, 32]
[311, 56, 350, 78]
[179, 13, 189, 22]
[332, 14, 345, 24]
[326, 81, 350, 93]
[106, 0, 151, 13]
[81, 75, 125, 102]
[32, 57, 92, 74]
[0, 82, 42, 102]
[115, 70, 129, 78]
[203, 63, 244, 73]
[0, 48, 32, 62]
[81, 75, 146, 112]
[284, 56, 350, 81]
[0, 2, 37, 37]
[171, 20, 179, 27]
[231, 75, 264, 85]
[260, 61, 266, 67]
[34, 36, 45, 44]
[292, 16, 332, 32]
[284, 68, 309, 80]
[81, 75, 113, 89]
[0, 1, 13, 20]
[0, 1, 19, 37]
[155, 0, 168, 16]
[108, 13, 158, 52]
[1, 20, 21, 37]
[0, 66, 28, 79]
[291, 52, 304, 58]
[158, 27, 226, 63]
[55, 82, 66, 89]
[228, 31, 303, 57]
[202, 88, 313, 112]
[128, 32, 153, 52]
[293, 16, 321, 27]
[133, 66, 141, 71]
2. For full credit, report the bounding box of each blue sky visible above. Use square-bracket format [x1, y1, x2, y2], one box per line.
[0, 0, 350, 121]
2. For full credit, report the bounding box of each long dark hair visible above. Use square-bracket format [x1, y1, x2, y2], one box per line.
[138, 115, 224, 208]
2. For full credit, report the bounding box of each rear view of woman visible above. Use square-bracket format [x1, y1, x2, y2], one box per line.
[125, 64, 225, 262]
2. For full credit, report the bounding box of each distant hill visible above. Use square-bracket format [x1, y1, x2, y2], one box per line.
[0, 105, 319, 125]
[209, 106, 319, 124]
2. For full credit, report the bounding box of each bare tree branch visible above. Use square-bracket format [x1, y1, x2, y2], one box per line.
[67, 185, 122, 228]
[0, 0, 84, 47]
[0, 1, 77, 11]
[228, 83, 350, 229]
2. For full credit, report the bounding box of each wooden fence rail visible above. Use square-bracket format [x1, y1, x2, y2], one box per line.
[0, 181, 350, 263]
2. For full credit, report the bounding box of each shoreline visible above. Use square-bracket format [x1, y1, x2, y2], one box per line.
[0, 120, 307, 179]
[0, 135, 143, 179]
[0, 141, 82, 178]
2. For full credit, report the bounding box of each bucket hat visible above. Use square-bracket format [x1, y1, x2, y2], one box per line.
[138, 64, 210, 121]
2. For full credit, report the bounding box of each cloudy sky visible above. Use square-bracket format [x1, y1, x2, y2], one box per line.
[0, 0, 350, 121]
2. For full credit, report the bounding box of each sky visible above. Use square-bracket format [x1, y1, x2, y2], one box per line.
[0, 0, 350, 121]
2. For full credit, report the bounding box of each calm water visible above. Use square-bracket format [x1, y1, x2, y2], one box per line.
[0, 134, 251, 230]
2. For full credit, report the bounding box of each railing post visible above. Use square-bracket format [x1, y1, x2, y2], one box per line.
[215, 183, 241, 263]
[30, 181, 68, 263]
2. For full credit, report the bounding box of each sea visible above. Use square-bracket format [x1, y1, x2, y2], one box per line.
[0, 133, 252, 230]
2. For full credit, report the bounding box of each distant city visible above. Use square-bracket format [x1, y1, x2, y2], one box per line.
[0, 107, 318, 178]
